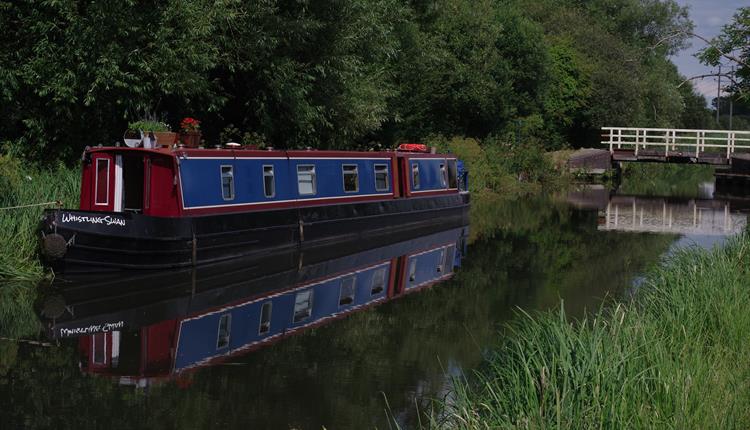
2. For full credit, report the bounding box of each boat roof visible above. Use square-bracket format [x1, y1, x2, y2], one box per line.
[84, 146, 456, 159]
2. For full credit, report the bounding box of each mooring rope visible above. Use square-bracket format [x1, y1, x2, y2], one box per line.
[0, 336, 52, 347]
[0, 200, 62, 211]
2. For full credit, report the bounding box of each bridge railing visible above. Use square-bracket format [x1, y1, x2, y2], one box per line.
[601, 127, 750, 159]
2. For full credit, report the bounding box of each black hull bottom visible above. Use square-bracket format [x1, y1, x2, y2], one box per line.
[41, 193, 470, 273]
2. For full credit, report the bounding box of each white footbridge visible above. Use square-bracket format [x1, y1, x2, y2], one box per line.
[601, 127, 750, 164]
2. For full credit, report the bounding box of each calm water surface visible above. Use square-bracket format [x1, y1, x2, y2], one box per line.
[1, 187, 747, 429]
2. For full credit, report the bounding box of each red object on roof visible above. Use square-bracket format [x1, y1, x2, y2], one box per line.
[397, 143, 429, 153]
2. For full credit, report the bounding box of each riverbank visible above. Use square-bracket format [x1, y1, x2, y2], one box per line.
[435, 233, 750, 428]
[0, 156, 78, 282]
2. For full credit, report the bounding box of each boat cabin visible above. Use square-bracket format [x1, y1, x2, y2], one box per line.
[79, 145, 465, 217]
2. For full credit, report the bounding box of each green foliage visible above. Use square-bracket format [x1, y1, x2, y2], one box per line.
[699, 7, 749, 99]
[426, 134, 562, 199]
[539, 41, 591, 147]
[436, 233, 750, 428]
[0, 0, 714, 163]
[523, 0, 701, 142]
[680, 84, 715, 129]
[387, 0, 549, 141]
[0, 0, 224, 162]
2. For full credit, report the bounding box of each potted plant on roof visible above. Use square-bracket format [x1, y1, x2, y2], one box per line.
[127, 119, 177, 148]
[179, 117, 201, 148]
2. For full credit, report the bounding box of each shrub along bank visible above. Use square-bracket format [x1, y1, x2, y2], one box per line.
[435, 234, 750, 429]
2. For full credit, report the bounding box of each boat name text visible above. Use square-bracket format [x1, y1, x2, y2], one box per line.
[59, 321, 125, 337]
[61, 213, 126, 227]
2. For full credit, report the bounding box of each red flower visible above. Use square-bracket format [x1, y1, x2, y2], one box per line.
[180, 117, 201, 132]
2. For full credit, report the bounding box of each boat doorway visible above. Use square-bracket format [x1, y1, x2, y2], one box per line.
[120, 154, 145, 213]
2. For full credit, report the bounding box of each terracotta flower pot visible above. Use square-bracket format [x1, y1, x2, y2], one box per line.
[180, 131, 202, 148]
[153, 131, 178, 147]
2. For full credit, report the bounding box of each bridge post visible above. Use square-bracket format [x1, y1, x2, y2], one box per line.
[634, 129, 639, 157]
[727, 133, 732, 158]
[695, 131, 701, 158]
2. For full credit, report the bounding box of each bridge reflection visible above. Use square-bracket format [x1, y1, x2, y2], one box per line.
[566, 186, 748, 236]
[600, 196, 746, 235]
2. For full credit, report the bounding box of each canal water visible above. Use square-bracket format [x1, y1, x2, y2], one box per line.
[1, 181, 747, 429]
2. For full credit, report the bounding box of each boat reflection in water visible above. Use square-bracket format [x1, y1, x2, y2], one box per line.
[38, 221, 469, 386]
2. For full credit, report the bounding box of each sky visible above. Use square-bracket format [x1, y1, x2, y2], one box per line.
[672, 0, 745, 101]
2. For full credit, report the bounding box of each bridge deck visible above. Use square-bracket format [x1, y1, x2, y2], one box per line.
[611, 149, 729, 165]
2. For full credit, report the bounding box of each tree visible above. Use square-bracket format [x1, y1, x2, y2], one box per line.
[698, 7, 749, 98]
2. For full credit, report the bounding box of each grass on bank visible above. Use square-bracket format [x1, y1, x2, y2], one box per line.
[435, 235, 750, 429]
[0, 155, 79, 282]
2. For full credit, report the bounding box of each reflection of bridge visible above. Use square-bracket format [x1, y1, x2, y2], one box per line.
[564, 187, 748, 236]
[599, 196, 747, 236]
[602, 127, 750, 165]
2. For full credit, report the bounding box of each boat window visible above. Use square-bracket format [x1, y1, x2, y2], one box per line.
[437, 249, 446, 273]
[263, 165, 275, 198]
[95, 158, 110, 205]
[293, 290, 313, 323]
[259, 302, 272, 335]
[342, 164, 359, 193]
[297, 165, 316, 196]
[216, 314, 231, 349]
[439, 163, 447, 187]
[221, 165, 235, 200]
[374, 164, 389, 192]
[92, 333, 106, 364]
[412, 163, 420, 190]
[339, 276, 356, 306]
[409, 259, 417, 283]
[447, 159, 458, 189]
[371, 268, 386, 295]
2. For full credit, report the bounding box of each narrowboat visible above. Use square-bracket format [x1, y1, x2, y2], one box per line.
[39, 223, 469, 384]
[39, 142, 469, 272]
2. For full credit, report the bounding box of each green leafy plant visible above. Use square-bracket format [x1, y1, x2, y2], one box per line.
[128, 120, 170, 132]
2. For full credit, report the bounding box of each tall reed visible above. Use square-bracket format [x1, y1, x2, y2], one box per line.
[0, 155, 79, 282]
[435, 236, 750, 429]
